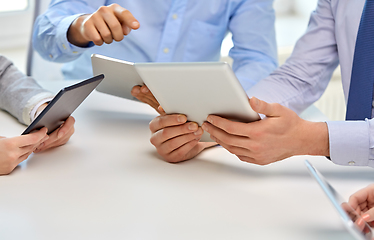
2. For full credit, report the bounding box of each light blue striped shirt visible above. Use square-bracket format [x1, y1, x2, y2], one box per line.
[247, 0, 374, 167]
[32, 0, 278, 91]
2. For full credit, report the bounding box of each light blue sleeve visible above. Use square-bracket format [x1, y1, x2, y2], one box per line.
[326, 120, 374, 167]
[229, 0, 278, 91]
[246, 0, 339, 114]
[246, 0, 374, 167]
[32, 0, 101, 63]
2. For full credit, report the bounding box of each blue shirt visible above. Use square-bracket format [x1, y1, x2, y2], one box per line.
[247, 0, 374, 167]
[32, 0, 278, 91]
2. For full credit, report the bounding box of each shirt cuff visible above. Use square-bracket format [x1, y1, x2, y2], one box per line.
[29, 97, 53, 122]
[326, 120, 370, 166]
[53, 14, 94, 60]
[23, 92, 55, 125]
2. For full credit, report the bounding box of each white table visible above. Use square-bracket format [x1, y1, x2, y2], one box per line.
[0, 81, 373, 240]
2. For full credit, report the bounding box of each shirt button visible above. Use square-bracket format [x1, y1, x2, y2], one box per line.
[49, 54, 53, 59]
[163, 48, 169, 54]
[172, 14, 178, 20]
[348, 161, 355, 166]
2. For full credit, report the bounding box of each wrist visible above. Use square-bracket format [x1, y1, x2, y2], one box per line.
[67, 14, 90, 47]
[298, 121, 329, 157]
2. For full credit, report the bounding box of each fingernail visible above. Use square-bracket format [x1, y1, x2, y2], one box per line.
[188, 123, 198, 131]
[194, 128, 203, 135]
[132, 21, 139, 28]
[57, 131, 64, 139]
[362, 213, 370, 221]
[141, 87, 149, 93]
[133, 88, 140, 94]
[177, 115, 186, 123]
[253, 97, 259, 106]
[207, 116, 213, 124]
[202, 124, 208, 132]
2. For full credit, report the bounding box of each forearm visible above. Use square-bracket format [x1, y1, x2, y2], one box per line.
[0, 56, 53, 124]
[247, 0, 339, 114]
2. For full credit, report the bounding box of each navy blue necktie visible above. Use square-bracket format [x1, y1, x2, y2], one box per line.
[346, 0, 374, 121]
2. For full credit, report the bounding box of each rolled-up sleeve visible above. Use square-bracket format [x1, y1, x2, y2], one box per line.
[32, 1, 98, 63]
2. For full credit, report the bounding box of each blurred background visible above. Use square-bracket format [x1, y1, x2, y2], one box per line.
[0, 0, 345, 120]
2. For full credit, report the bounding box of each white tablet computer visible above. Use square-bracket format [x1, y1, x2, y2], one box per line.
[22, 74, 104, 135]
[305, 160, 373, 240]
[135, 62, 260, 142]
[91, 54, 142, 101]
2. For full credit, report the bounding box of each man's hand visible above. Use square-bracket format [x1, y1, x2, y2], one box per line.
[0, 128, 48, 175]
[131, 85, 163, 114]
[202, 97, 329, 165]
[68, 3, 140, 47]
[149, 114, 216, 163]
[349, 184, 374, 227]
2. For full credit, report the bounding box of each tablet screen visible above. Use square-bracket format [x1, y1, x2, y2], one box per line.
[305, 160, 373, 240]
[22, 74, 104, 135]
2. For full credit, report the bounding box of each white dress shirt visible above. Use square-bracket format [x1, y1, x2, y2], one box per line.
[247, 0, 373, 167]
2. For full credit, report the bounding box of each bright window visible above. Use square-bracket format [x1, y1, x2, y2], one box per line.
[0, 0, 32, 50]
[0, 1, 29, 12]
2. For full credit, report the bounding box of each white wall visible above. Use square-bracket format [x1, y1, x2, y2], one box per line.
[0, 1, 34, 50]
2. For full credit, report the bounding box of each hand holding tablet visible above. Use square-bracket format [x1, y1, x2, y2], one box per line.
[22, 74, 104, 135]
[91, 54, 259, 142]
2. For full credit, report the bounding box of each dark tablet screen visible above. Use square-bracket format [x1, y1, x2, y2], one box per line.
[22, 74, 104, 135]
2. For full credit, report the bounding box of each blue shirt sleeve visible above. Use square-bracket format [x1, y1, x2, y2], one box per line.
[32, 1, 98, 63]
[229, 0, 278, 90]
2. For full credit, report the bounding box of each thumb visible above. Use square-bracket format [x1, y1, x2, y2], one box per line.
[362, 208, 374, 223]
[249, 97, 283, 117]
